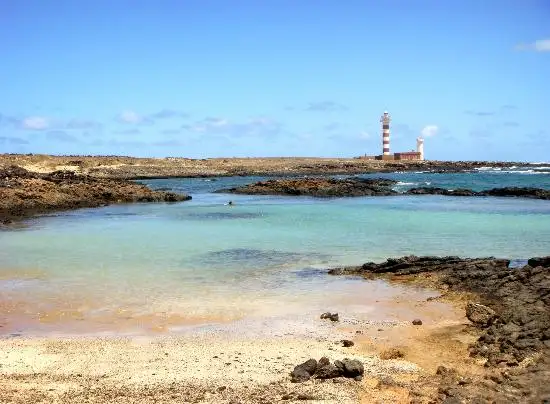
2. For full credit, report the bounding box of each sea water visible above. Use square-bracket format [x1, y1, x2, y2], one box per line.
[1, 170, 549, 335]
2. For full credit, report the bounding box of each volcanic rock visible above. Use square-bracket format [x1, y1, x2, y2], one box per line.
[0, 166, 191, 223]
[216, 177, 398, 197]
[466, 302, 497, 326]
[290, 359, 317, 383]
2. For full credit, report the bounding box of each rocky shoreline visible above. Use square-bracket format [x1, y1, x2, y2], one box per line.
[328, 255, 550, 402]
[0, 154, 542, 179]
[218, 177, 550, 200]
[0, 166, 191, 225]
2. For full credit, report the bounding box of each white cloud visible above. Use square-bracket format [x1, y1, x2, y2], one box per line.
[183, 116, 282, 137]
[421, 125, 439, 137]
[515, 38, 550, 52]
[118, 110, 144, 124]
[21, 116, 49, 130]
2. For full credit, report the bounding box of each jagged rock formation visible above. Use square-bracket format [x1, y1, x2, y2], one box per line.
[0, 166, 191, 224]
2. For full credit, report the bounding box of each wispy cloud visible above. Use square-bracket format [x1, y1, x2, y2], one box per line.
[149, 109, 189, 119]
[114, 128, 141, 135]
[421, 125, 439, 137]
[514, 39, 550, 52]
[117, 110, 153, 125]
[500, 105, 518, 111]
[323, 122, 341, 132]
[46, 130, 79, 142]
[116, 109, 188, 124]
[21, 116, 49, 130]
[153, 139, 185, 147]
[160, 128, 182, 135]
[65, 119, 103, 130]
[465, 110, 495, 117]
[469, 128, 493, 138]
[305, 101, 348, 112]
[0, 136, 29, 145]
[182, 116, 284, 137]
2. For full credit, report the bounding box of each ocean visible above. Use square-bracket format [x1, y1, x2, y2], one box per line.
[1, 167, 549, 336]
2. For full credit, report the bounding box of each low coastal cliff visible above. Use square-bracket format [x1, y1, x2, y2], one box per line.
[0, 166, 191, 224]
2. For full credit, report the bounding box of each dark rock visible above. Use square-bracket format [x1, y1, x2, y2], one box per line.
[412, 319, 423, 325]
[0, 166, 192, 223]
[338, 358, 364, 378]
[320, 312, 339, 321]
[290, 359, 317, 382]
[216, 177, 398, 197]
[354, 375, 363, 381]
[466, 302, 497, 326]
[315, 362, 342, 379]
[341, 340, 354, 347]
[527, 256, 550, 268]
[290, 366, 311, 383]
[328, 253, 550, 403]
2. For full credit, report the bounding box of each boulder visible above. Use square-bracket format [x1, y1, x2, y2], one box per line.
[290, 359, 317, 383]
[466, 302, 496, 326]
[336, 358, 364, 378]
[527, 256, 550, 268]
[341, 340, 354, 347]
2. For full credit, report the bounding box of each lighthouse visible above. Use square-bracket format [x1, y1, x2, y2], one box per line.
[416, 137, 425, 160]
[380, 111, 391, 156]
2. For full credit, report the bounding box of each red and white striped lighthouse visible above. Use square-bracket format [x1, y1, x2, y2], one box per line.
[380, 111, 391, 155]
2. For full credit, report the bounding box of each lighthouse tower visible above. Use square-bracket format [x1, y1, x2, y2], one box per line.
[380, 111, 391, 156]
[416, 137, 425, 160]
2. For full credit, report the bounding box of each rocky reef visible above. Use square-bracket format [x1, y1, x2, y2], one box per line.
[216, 177, 398, 197]
[0, 165, 191, 224]
[217, 177, 550, 200]
[329, 255, 550, 402]
[408, 186, 550, 200]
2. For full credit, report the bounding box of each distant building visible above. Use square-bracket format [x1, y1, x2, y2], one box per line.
[369, 111, 424, 161]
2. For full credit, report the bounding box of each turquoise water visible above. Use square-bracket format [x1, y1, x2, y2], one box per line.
[1, 170, 549, 335]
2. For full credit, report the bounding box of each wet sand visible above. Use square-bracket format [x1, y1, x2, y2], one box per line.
[0, 278, 468, 404]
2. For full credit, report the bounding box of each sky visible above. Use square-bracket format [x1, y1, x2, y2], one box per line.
[0, 0, 549, 161]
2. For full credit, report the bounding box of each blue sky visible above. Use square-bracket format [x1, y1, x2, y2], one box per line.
[1, 0, 548, 161]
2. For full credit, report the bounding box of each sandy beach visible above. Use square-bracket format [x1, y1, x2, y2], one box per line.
[0, 285, 468, 404]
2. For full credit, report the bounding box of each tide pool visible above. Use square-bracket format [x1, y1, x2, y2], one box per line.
[1, 173, 549, 335]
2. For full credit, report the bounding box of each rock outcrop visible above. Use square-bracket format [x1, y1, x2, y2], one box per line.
[0, 166, 191, 223]
[407, 186, 550, 200]
[290, 357, 364, 383]
[217, 177, 398, 197]
[216, 177, 550, 200]
[328, 255, 550, 402]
